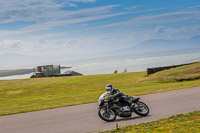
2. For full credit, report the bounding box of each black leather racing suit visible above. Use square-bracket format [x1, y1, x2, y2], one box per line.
[108, 88, 131, 104]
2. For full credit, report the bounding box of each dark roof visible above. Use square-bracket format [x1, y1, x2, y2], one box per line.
[64, 70, 83, 75]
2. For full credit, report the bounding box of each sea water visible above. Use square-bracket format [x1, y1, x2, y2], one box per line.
[61, 52, 200, 75]
[0, 52, 200, 80]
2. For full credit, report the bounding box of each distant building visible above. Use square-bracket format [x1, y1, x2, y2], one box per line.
[36, 65, 60, 77]
[64, 70, 83, 76]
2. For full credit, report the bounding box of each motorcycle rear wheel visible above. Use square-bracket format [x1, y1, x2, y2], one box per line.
[98, 107, 116, 122]
[134, 101, 149, 116]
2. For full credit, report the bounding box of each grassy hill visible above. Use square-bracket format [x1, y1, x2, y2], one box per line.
[138, 62, 200, 83]
[0, 62, 200, 116]
[104, 111, 200, 133]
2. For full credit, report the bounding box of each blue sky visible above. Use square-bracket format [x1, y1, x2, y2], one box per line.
[0, 0, 200, 57]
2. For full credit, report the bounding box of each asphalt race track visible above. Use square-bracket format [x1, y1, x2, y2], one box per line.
[0, 87, 200, 133]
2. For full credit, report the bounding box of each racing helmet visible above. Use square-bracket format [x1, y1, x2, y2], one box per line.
[105, 84, 114, 93]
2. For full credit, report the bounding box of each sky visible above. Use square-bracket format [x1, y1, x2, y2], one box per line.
[0, 0, 200, 57]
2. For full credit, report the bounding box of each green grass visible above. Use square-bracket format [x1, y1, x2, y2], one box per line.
[0, 62, 200, 116]
[138, 62, 200, 83]
[103, 111, 200, 133]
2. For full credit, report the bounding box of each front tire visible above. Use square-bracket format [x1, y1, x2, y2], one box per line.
[134, 101, 149, 116]
[98, 107, 116, 122]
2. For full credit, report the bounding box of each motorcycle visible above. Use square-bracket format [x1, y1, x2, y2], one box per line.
[98, 93, 149, 122]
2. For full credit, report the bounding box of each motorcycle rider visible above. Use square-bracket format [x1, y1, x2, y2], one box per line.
[105, 84, 131, 104]
[98, 84, 149, 122]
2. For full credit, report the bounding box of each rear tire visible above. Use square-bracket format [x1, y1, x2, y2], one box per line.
[98, 107, 116, 122]
[134, 101, 149, 116]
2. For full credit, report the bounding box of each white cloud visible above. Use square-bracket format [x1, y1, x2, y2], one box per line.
[127, 11, 200, 25]
[0, 4, 122, 37]
[71, 0, 96, 2]
[22, 10, 124, 30]
[148, 25, 200, 40]
[0, 40, 26, 54]
[0, 10, 126, 37]
[0, 31, 138, 56]
[67, 3, 77, 7]
[0, 0, 98, 24]
[96, 10, 200, 29]
[126, 6, 137, 10]
[0, 0, 60, 23]
[154, 26, 165, 34]
[0, 1, 199, 58]
[145, 7, 167, 12]
[188, 5, 200, 8]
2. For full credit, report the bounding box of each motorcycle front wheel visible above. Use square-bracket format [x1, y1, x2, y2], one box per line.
[134, 101, 149, 116]
[98, 107, 116, 122]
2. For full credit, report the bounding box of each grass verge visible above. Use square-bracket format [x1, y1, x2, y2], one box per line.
[103, 111, 200, 133]
[0, 62, 200, 116]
